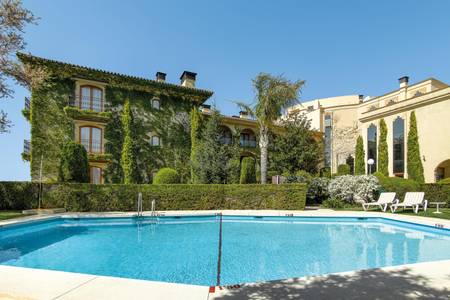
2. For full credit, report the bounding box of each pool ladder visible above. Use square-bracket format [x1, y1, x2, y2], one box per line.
[137, 193, 143, 217]
[136, 193, 156, 217]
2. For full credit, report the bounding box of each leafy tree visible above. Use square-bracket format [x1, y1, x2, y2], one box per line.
[270, 112, 321, 174]
[58, 141, 89, 183]
[0, 0, 38, 133]
[226, 128, 242, 184]
[407, 111, 424, 183]
[378, 118, 389, 176]
[354, 135, 365, 175]
[240, 157, 256, 184]
[120, 100, 140, 184]
[193, 110, 230, 183]
[236, 73, 304, 183]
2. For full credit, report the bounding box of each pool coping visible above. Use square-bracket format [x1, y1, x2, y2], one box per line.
[1, 209, 450, 299]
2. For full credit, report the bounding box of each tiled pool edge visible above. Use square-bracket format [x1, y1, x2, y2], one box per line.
[1, 209, 449, 230]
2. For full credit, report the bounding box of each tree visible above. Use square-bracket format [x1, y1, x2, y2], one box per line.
[190, 106, 202, 183]
[193, 110, 230, 183]
[240, 157, 256, 184]
[0, 0, 38, 133]
[378, 118, 389, 176]
[58, 141, 89, 183]
[236, 73, 304, 184]
[120, 100, 140, 184]
[407, 111, 424, 183]
[355, 135, 365, 175]
[346, 154, 354, 175]
[270, 112, 321, 174]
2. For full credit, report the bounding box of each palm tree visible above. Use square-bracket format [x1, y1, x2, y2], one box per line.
[236, 73, 304, 184]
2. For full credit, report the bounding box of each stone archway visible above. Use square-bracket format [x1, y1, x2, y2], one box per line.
[434, 159, 450, 182]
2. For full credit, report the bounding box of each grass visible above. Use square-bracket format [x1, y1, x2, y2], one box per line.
[331, 206, 450, 220]
[0, 210, 23, 221]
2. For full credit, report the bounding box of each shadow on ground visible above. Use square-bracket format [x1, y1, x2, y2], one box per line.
[213, 267, 450, 300]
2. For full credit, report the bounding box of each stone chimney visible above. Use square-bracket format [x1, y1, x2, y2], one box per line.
[156, 72, 166, 82]
[180, 71, 197, 88]
[398, 76, 409, 88]
[200, 104, 211, 114]
[358, 95, 364, 103]
[239, 110, 249, 119]
[398, 76, 409, 101]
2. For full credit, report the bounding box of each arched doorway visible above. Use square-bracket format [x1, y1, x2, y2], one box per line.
[435, 159, 450, 182]
[219, 126, 233, 145]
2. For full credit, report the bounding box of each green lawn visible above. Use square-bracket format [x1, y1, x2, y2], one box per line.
[332, 206, 450, 220]
[0, 211, 23, 221]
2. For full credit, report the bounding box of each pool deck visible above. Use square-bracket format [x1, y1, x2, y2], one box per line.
[1, 209, 450, 299]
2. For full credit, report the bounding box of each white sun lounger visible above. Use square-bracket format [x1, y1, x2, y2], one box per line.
[362, 192, 396, 212]
[390, 192, 428, 214]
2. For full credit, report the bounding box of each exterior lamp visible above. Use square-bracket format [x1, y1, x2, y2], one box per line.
[367, 158, 375, 174]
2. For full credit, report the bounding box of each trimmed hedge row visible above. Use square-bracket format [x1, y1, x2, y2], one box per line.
[421, 184, 450, 206]
[0, 182, 307, 211]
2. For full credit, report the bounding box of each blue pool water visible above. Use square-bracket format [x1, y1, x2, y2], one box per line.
[0, 216, 449, 286]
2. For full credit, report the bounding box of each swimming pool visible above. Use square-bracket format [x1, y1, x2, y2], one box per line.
[1, 215, 449, 286]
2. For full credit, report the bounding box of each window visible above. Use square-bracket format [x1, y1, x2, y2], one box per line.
[240, 129, 256, 147]
[151, 135, 160, 146]
[393, 117, 405, 176]
[219, 126, 232, 145]
[80, 126, 102, 153]
[367, 124, 377, 174]
[152, 98, 160, 110]
[90, 166, 102, 184]
[80, 85, 103, 112]
[324, 115, 332, 168]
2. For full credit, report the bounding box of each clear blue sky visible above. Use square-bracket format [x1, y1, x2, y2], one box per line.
[1, 0, 450, 181]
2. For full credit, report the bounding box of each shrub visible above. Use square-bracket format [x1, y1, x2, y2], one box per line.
[438, 177, 450, 184]
[153, 168, 180, 184]
[0, 182, 38, 210]
[322, 198, 346, 209]
[328, 175, 379, 203]
[337, 164, 350, 176]
[58, 141, 89, 183]
[407, 111, 424, 183]
[421, 183, 450, 207]
[284, 170, 313, 184]
[320, 167, 331, 178]
[240, 157, 256, 184]
[307, 177, 330, 204]
[354, 136, 365, 175]
[121, 100, 140, 184]
[373, 172, 419, 200]
[378, 119, 389, 176]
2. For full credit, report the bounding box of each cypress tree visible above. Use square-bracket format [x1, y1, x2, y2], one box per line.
[120, 100, 140, 184]
[407, 111, 424, 183]
[240, 157, 256, 184]
[378, 118, 389, 176]
[354, 135, 365, 175]
[190, 107, 201, 183]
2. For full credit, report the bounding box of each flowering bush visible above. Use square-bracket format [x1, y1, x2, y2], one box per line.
[328, 175, 380, 203]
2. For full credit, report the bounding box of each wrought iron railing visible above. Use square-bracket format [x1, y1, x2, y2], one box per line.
[240, 140, 257, 148]
[23, 139, 30, 154]
[24, 97, 30, 110]
[69, 95, 108, 112]
[80, 139, 103, 153]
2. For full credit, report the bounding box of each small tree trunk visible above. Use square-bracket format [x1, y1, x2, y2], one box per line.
[259, 126, 269, 184]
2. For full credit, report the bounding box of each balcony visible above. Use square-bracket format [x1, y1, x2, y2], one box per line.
[240, 140, 257, 148]
[80, 139, 103, 154]
[22, 139, 30, 161]
[69, 95, 108, 112]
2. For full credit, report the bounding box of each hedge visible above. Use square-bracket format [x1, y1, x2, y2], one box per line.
[0, 182, 307, 211]
[153, 168, 180, 184]
[421, 184, 450, 207]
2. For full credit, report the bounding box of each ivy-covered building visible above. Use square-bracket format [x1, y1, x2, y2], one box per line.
[19, 53, 259, 183]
